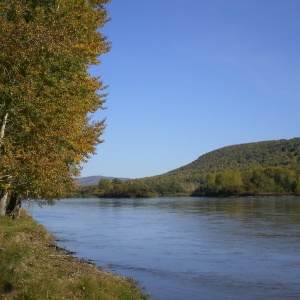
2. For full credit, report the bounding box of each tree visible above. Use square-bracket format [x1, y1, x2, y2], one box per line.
[98, 178, 112, 196]
[112, 178, 122, 185]
[251, 169, 276, 193]
[215, 170, 244, 195]
[0, 0, 110, 216]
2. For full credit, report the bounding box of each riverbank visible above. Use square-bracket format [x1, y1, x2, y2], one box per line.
[0, 211, 148, 300]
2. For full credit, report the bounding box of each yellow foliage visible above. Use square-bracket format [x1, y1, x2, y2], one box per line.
[0, 0, 110, 201]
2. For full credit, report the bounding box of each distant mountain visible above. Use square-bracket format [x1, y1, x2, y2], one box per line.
[77, 176, 130, 186]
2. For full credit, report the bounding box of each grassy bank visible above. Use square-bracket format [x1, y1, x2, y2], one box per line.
[0, 211, 149, 300]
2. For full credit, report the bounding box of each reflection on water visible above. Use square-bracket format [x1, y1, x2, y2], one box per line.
[29, 197, 300, 300]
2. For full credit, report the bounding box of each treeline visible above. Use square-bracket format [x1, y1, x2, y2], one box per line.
[192, 167, 300, 196]
[73, 178, 157, 198]
[74, 166, 300, 198]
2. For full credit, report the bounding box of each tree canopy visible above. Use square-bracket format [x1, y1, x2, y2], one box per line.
[0, 0, 110, 215]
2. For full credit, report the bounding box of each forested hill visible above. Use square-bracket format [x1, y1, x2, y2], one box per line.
[169, 138, 300, 176]
[76, 138, 300, 197]
[136, 138, 300, 196]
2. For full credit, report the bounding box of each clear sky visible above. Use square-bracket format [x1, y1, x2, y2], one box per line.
[81, 0, 300, 179]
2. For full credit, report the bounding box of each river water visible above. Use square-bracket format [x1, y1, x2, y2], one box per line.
[29, 197, 300, 300]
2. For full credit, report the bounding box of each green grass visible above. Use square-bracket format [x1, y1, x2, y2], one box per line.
[0, 211, 149, 300]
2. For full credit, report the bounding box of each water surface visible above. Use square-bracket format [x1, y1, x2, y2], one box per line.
[29, 197, 300, 299]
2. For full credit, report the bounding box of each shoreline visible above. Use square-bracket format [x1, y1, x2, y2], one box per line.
[0, 211, 149, 299]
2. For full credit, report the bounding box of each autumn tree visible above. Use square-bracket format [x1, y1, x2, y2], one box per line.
[0, 0, 110, 216]
[215, 170, 244, 195]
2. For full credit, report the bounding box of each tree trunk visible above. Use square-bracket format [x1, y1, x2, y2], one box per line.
[6, 193, 19, 217]
[0, 112, 8, 145]
[0, 190, 8, 216]
[0, 113, 10, 217]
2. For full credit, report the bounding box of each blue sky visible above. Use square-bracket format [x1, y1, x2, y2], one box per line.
[82, 0, 300, 179]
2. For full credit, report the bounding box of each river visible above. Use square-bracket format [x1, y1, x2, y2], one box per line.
[29, 196, 300, 300]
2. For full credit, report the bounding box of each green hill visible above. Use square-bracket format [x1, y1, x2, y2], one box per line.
[76, 138, 300, 197]
[169, 137, 300, 175]
[138, 138, 300, 196]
